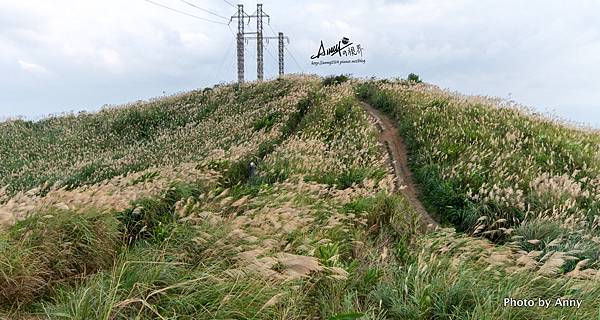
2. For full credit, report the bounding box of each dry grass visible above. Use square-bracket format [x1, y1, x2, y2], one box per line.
[358, 79, 600, 271]
[2, 76, 599, 319]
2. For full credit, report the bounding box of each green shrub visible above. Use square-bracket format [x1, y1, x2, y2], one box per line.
[323, 74, 350, 87]
[118, 181, 203, 244]
[252, 112, 281, 132]
[407, 73, 422, 83]
[219, 158, 253, 187]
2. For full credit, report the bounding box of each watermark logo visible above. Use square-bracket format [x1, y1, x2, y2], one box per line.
[310, 37, 366, 66]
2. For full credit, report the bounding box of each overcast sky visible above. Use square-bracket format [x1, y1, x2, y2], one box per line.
[1, 0, 599, 127]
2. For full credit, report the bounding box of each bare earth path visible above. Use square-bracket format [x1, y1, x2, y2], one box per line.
[360, 101, 438, 231]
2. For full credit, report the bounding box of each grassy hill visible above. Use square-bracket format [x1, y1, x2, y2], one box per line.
[358, 80, 600, 266]
[1, 76, 599, 319]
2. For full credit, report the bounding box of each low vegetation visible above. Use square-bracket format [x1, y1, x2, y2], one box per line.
[0, 75, 599, 319]
[357, 78, 600, 266]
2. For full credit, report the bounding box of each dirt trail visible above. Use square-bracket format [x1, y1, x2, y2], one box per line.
[360, 101, 438, 232]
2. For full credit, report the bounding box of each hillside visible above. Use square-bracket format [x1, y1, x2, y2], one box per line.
[358, 80, 600, 264]
[1, 76, 599, 319]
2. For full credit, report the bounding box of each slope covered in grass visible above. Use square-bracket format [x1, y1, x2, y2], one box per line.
[0, 78, 304, 199]
[0, 76, 397, 318]
[1, 76, 599, 319]
[358, 80, 600, 272]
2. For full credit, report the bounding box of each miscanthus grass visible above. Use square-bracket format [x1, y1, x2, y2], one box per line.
[358, 79, 600, 271]
[0, 77, 312, 200]
[0, 76, 396, 318]
[1, 76, 599, 319]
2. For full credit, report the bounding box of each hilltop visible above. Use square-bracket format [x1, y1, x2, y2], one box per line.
[1, 75, 599, 319]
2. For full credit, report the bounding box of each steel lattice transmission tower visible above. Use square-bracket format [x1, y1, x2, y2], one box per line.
[278, 32, 289, 77]
[229, 3, 288, 83]
[230, 4, 245, 83]
[256, 4, 265, 81]
[246, 4, 269, 81]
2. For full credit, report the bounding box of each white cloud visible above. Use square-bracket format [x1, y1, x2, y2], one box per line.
[18, 59, 48, 75]
[99, 49, 123, 73]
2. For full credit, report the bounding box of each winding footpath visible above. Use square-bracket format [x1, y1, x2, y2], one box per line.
[360, 101, 439, 232]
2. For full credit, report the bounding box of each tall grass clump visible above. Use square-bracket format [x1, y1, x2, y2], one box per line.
[43, 227, 286, 320]
[0, 208, 121, 310]
[118, 181, 204, 244]
[373, 229, 600, 320]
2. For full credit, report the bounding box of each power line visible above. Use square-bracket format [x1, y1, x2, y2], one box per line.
[222, 0, 236, 8]
[268, 23, 304, 73]
[267, 24, 278, 37]
[227, 23, 236, 36]
[265, 44, 278, 77]
[144, 0, 228, 24]
[285, 46, 304, 73]
[216, 37, 235, 81]
[177, 0, 228, 20]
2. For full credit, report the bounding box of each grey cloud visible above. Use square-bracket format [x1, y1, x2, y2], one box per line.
[0, 0, 599, 127]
